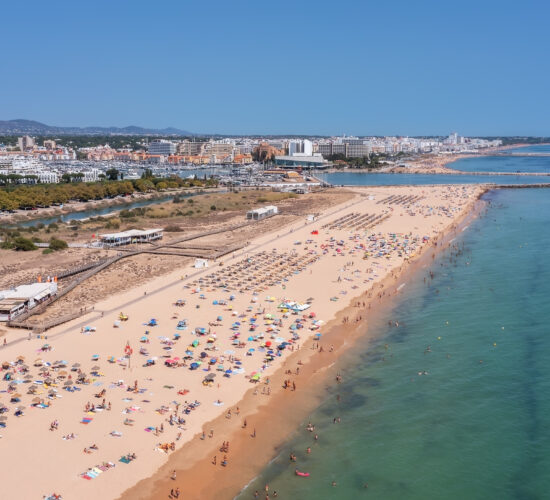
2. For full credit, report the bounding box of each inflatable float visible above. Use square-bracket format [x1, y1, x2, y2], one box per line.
[295, 470, 310, 477]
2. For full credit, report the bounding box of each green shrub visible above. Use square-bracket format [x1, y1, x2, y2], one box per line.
[1, 240, 14, 249]
[164, 224, 183, 232]
[42, 248, 53, 254]
[210, 205, 217, 211]
[13, 237, 37, 251]
[49, 238, 68, 251]
[105, 219, 121, 230]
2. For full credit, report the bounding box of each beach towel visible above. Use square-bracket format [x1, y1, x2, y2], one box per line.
[119, 456, 131, 464]
[81, 417, 93, 424]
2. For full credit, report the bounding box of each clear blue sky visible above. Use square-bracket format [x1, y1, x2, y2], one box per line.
[2, 0, 549, 136]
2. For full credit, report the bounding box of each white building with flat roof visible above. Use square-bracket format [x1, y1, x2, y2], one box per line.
[0, 282, 58, 321]
[99, 228, 164, 247]
[148, 140, 176, 156]
[246, 205, 278, 221]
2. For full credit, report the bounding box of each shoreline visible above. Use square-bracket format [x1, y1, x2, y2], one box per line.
[0, 184, 485, 500]
[317, 143, 550, 175]
[117, 187, 487, 500]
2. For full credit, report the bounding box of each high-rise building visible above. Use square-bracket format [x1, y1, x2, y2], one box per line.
[18, 135, 35, 151]
[148, 139, 176, 156]
[288, 139, 313, 156]
[177, 141, 205, 156]
[43, 140, 56, 150]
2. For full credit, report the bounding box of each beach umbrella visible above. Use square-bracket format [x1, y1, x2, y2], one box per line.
[0, 415, 7, 421]
[32, 397, 41, 404]
[64, 380, 72, 387]
[72, 363, 81, 368]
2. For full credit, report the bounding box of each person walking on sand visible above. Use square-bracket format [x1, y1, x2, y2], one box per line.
[171, 470, 176, 480]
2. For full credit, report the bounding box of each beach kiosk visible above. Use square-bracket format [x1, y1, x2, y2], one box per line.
[98, 228, 164, 247]
[246, 205, 278, 221]
[0, 282, 58, 322]
[194, 259, 209, 269]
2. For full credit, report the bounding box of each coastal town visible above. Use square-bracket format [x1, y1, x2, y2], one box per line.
[2, 0, 549, 498]
[0, 133, 502, 187]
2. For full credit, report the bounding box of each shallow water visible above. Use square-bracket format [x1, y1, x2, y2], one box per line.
[237, 187, 550, 499]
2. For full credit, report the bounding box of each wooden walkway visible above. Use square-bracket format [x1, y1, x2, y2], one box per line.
[7, 218, 260, 330]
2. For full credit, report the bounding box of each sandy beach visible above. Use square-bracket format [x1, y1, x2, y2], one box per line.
[0, 184, 483, 500]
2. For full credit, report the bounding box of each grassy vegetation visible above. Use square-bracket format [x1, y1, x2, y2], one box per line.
[0, 190, 296, 248]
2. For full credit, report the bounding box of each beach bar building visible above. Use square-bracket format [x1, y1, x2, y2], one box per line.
[99, 228, 164, 247]
[0, 282, 58, 322]
[246, 205, 278, 221]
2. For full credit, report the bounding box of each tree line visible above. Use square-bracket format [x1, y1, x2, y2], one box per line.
[0, 176, 218, 211]
[325, 153, 389, 169]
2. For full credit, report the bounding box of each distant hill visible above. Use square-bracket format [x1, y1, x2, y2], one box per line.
[0, 119, 192, 136]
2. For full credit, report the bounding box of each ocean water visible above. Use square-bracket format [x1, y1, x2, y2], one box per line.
[449, 145, 550, 174]
[237, 187, 550, 500]
[316, 171, 550, 186]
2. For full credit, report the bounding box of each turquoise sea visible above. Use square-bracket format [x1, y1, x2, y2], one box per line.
[237, 159, 550, 498]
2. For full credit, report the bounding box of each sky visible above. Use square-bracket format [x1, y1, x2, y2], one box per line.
[1, 0, 549, 136]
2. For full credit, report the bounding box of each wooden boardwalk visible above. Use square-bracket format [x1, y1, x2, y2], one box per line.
[7, 219, 260, 330]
